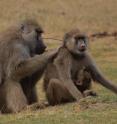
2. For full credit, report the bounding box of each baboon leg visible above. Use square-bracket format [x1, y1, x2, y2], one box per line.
[46, 79, 74, 105]
[83, 89, 97, 97]
[28, 87, 38, 104]
[2, 80, 27, 113]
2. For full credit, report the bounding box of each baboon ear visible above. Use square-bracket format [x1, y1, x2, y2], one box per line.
[64, 33, 71, 39]
[63, 33, 71, 42]
[63, 33, 71, 46]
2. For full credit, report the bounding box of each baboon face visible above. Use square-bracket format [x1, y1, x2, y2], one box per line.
[64, 29, 88, 56]
[21, 20, 46, 54]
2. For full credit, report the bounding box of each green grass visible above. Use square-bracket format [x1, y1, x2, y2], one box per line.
[0, 102, 117, 124]
[0, 0, 117, 124]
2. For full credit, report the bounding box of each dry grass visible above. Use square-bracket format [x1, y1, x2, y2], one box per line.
[0, 0, 117, 124]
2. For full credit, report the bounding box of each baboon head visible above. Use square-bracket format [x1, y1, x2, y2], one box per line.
[77, 67, 91, 85]
[63, 29, 88, 56]
[20, 19, 46, 54]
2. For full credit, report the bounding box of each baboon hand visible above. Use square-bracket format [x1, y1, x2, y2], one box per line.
[44, 48, 58, 60]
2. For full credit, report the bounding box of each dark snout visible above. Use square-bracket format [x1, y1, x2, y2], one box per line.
[41, 43, 47, 52]
[38, 44, 46, 54]
[36, 40, 47, 54]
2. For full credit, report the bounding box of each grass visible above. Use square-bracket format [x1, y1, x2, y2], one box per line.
[0, 102, 117, 124]
[0, 0, 117, 124]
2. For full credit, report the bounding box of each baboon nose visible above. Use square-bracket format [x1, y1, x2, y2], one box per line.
[81, 44, 86, 49]
[80, 44, 86, 51]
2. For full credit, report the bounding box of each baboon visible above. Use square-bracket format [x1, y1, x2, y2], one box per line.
[0, 19, 57, 113]
[43, 29, 117, 105]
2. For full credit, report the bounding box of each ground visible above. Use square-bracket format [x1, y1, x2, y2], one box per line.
[0, 0, 117, 124]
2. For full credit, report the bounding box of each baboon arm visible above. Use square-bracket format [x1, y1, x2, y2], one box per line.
[87, 55, 117, 94]
[13, 50, 57, 80]
[54, 48, 82, 101]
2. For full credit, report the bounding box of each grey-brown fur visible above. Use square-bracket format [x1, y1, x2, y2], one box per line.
[43, 29, 117, 105]
[0, 19, 56, 113]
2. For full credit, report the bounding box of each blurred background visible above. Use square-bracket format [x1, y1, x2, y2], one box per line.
[0, 0, 117, 36]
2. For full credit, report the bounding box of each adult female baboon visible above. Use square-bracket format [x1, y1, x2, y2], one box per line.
[0, 19, 56, 113]
[43, 29, 117, 105]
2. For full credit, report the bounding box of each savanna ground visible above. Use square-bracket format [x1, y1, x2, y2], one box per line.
[0, 0, 117, 124]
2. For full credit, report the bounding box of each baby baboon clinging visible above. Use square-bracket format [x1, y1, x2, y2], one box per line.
[0, 19, 56, 113]
[43, 29, 117, 105]
[74, 67, 97, 97]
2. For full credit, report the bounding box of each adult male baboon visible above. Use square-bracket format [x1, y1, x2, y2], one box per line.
[43, 29, 117, 105]
[0, 19, 56, 113]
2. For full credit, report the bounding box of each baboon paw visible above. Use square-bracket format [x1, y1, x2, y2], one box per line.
[83, 90, 98, 97]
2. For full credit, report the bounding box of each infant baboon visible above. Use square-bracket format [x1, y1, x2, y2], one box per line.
[74, 67, 96, 97]
[43, 29, 117, 105]
[0, 19, 56, 113]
